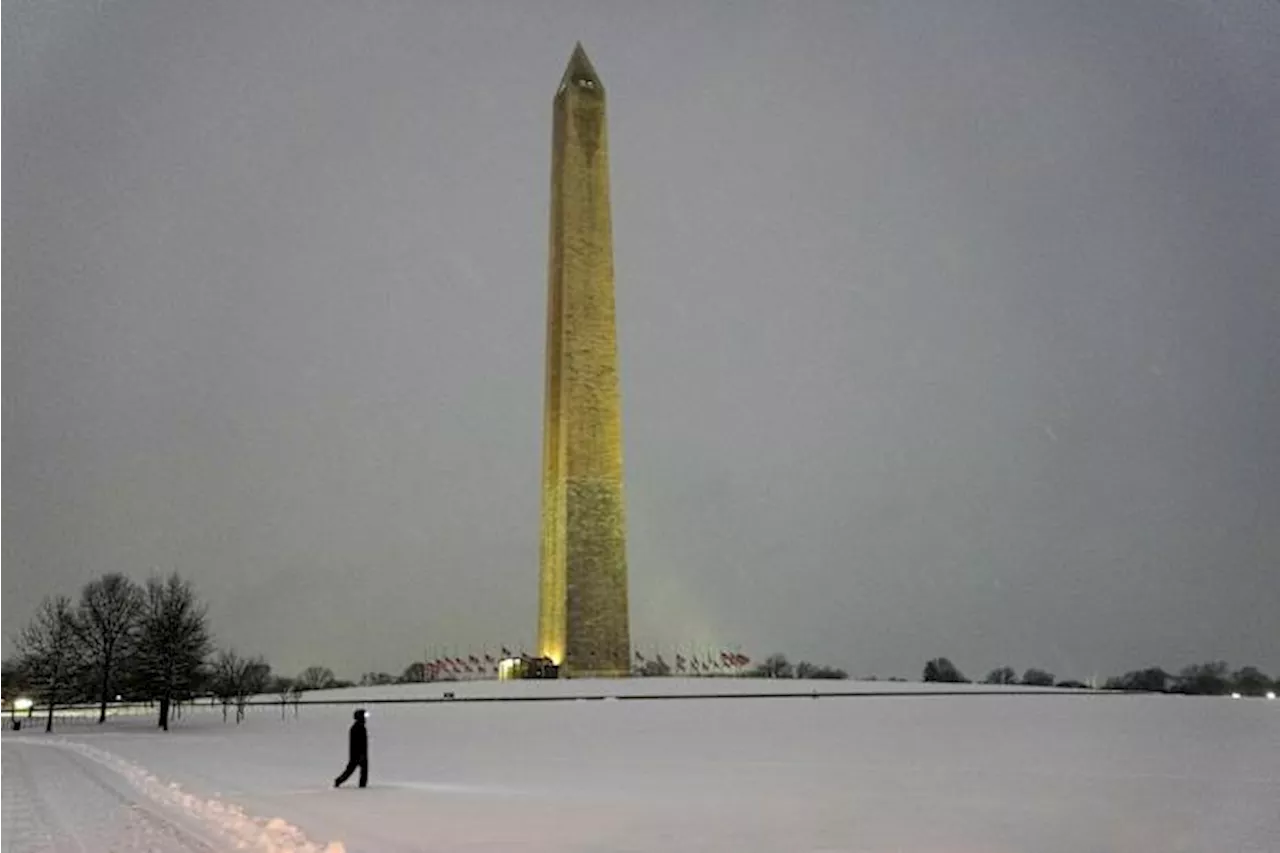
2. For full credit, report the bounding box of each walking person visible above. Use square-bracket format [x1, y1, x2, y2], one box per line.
[334, 709, 369, 788]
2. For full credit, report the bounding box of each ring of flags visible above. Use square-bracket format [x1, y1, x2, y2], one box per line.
[416, 648, 752, 680]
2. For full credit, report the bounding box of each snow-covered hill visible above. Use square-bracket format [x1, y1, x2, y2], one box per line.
[4, 681, 1276, 852]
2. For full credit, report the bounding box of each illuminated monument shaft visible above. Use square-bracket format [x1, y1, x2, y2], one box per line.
[537, 44, 631, 677]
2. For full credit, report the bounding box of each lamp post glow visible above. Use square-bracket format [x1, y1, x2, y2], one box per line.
[10, 697, 34, 729]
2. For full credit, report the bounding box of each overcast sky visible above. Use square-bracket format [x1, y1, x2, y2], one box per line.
[5, 0, 1278, 680]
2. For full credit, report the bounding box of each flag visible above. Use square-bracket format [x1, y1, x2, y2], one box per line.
[635, 651, 645, 662]
[501, 646, 512, 657]
[485, 654, 495, 664]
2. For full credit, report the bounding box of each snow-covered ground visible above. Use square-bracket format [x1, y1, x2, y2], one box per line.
[2, 736, 339, 852]
[3, 680, 1277, 852]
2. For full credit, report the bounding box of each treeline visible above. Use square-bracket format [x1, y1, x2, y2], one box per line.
[919, 656, 1277, 695]
[353, 661, 477, 687]
[741, 654, 849, 680]
[630, 652, 847, 679]
[3, 572, 375, 733]
[1102, 662, 1274, 696]
[6, 574, 212, 732]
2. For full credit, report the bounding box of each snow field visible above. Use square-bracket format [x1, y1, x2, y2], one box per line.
[4, 680, 1277, 852]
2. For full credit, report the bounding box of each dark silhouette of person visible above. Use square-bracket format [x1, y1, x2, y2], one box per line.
[334, 709, 368, 788]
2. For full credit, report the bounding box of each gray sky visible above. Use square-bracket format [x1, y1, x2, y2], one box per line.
[5, 0, 1278, 681]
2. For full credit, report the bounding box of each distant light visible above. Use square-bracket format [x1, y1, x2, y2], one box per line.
[1230, 692, 1242, 699]
[13, 698, 33, 711]
[1267, 691, 1277, 701]
[115, 695, 123, 701]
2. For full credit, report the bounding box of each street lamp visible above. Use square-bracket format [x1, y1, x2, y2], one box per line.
[10, 697, 34, 730]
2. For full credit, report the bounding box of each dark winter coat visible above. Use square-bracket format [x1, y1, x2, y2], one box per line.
[349, 720, 367, 760]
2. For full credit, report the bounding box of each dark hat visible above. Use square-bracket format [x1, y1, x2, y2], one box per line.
[353, 709, 366, 721]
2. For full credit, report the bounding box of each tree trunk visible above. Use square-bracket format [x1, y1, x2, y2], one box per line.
[98, 652, 112, 724]
[158, 695, 170, 731]
[45, 673, 58, 733]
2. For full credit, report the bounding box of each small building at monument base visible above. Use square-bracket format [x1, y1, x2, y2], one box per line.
[497, 656, 560, 681]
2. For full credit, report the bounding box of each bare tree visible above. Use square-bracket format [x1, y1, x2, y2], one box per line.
[399, 662, 427, 684]
[795, 661, 848, 679]
[296, 666, 337, 691]
[1174, 661, 1230, 695]
[983, 666, 1017, 685]
[211, 650, 245, 723]
[1020, 668, 1055, 687]
[212, 651, 270, 723]
[749, 654, 794, 679]
[136, 574, 212, 731]
[2, 657, 31, 700]
[923, 657, 968, 683]
[16, 596, 81, 732]
[1103, 666, 1170, 692]
[268, 676, 296, 720]
[1231, 666, 1273, 696]
[73, 574, 143, 723]
[237, 657, 270, 722]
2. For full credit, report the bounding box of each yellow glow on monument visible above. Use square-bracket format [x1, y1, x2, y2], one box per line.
[540, 642, 564, 666]
[537, 43, 632, 678]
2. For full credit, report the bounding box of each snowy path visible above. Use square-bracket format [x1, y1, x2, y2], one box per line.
[2, 740, 342, 853]
[2, 741, 217, 853]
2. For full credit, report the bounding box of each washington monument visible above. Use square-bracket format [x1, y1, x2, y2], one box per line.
[537, 44, 631, 678]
